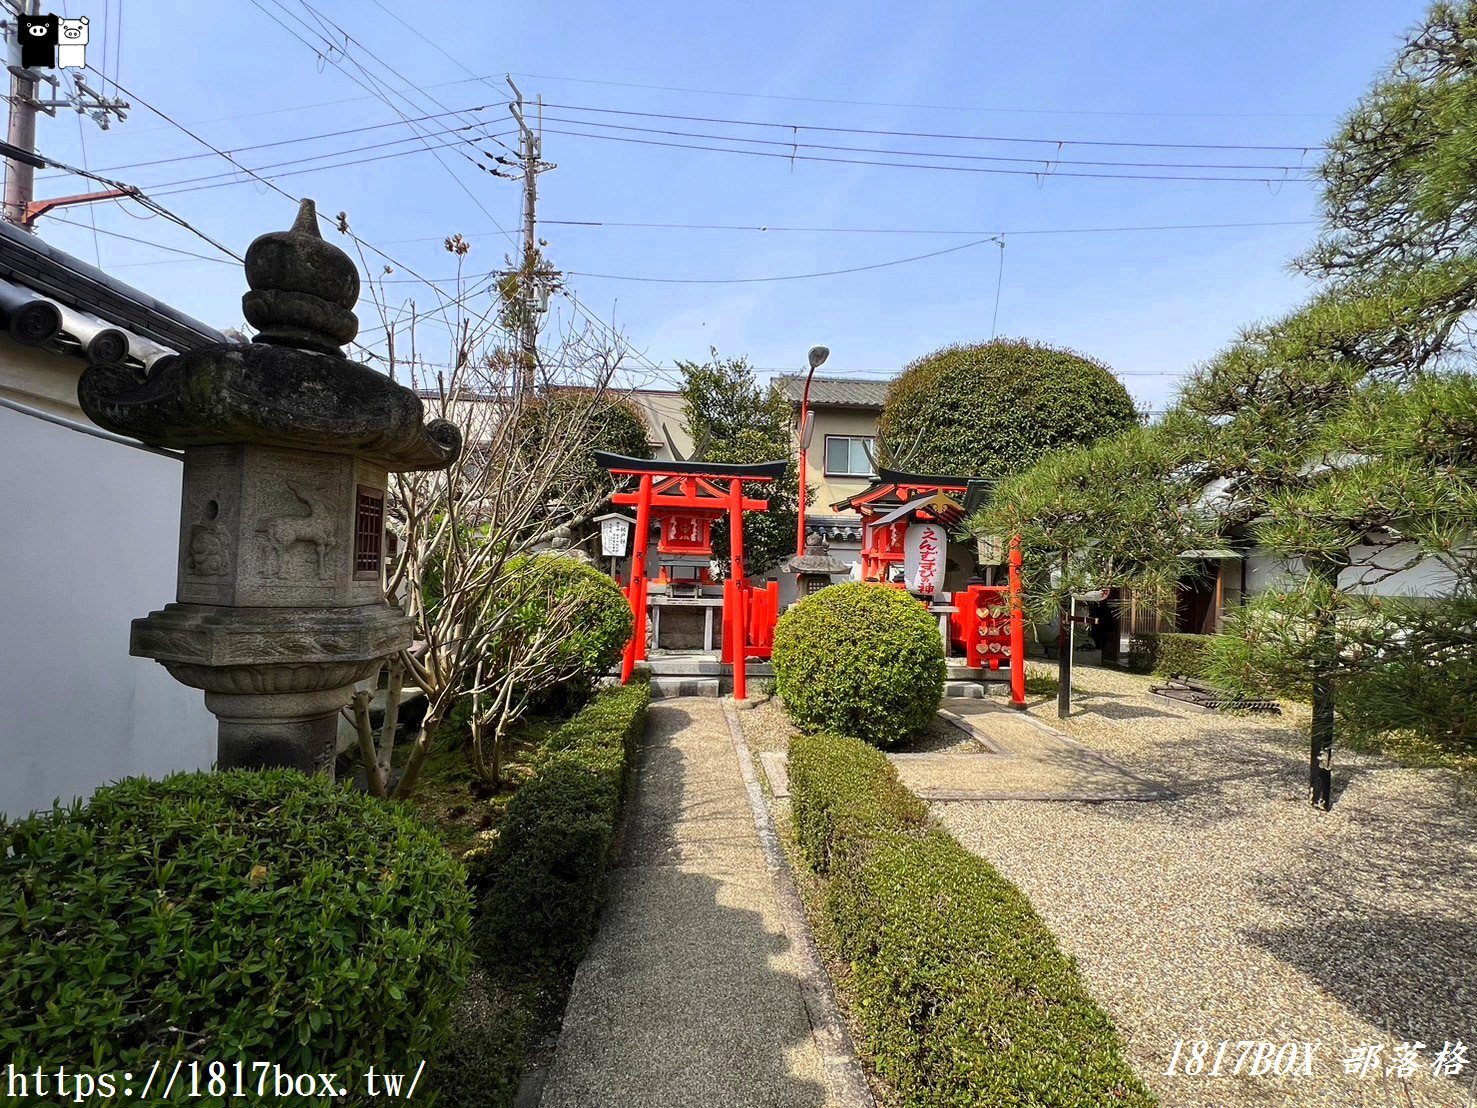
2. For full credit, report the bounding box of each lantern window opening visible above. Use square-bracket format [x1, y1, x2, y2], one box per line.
[354, 485, 385, 579]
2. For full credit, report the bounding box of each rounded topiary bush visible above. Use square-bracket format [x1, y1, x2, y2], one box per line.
[878, 338, 1139, 481]
[772, 583, 945, 747]
[510, 554, 634, 711]
[0, 770, 472, 1080]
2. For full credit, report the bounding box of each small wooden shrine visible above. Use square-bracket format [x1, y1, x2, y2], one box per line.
[595, 452, 784, 700]
[833, 468, 1026, 705]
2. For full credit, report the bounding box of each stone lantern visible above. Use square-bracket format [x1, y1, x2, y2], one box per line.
[78, 199, 461, 775]
[788, 532, 850, 597]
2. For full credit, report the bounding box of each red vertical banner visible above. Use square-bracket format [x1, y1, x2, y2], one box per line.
[1009, 534, 1026, 709]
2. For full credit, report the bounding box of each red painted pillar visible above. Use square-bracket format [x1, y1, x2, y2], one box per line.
[1009, 534, 1026, 709]
[728, 478, 747, 700]
[622, 474, 653, 682]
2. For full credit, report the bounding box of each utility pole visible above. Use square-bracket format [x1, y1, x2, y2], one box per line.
[506, 77, 554, 395]
[2, 0, 130, 230]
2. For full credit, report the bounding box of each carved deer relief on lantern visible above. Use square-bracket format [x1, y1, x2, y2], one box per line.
[257, 479, 337, 579]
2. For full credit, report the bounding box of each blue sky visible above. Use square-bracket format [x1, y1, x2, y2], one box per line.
[29, 0, 1422, 413]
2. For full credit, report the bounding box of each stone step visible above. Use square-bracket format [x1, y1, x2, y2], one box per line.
[649, 676, 722, 699]
[631, 656, 775, 678]
[944, 680, 988, 699]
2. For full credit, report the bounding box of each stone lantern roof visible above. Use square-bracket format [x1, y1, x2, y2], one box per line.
[78, 198, 460, 471]
[788, 532, 850, 575]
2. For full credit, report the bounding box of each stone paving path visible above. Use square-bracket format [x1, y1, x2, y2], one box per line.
[540, 699, 866, 1108]
[886, 702, 1177, 801]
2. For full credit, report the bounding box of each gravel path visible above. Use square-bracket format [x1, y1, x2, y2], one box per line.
[936, 665, 1477, 1108]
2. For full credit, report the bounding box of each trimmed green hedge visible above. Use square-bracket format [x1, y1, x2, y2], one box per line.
[772, 582, 945, 747]
[787, 733, 1154, 1107]
[1125, 633, 1159, 674]
[0, 771, 471, 1089]
[478, 677, 650, 970]
[789, 733, 926, 874]
[434, 678, 650, 1107]
[1153, 632, 1213, 679]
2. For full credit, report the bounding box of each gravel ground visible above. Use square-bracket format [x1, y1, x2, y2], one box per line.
[936, 665, 1477, 1108]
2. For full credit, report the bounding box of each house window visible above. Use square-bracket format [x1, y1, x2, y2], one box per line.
[824, 435, 876, 477]
[354, 486, 385, 579]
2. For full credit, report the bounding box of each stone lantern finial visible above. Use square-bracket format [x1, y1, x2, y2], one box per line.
[242, 198, 361, 355]
[78, 198, 463, 776]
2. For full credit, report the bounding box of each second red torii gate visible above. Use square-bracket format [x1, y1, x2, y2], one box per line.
[596, 451, 785, 700]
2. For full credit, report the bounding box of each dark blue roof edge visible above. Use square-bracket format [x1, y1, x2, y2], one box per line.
[0, 218, 227, 352]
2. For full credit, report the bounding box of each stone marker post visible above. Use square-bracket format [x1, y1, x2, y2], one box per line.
[79, 199, 461, 775]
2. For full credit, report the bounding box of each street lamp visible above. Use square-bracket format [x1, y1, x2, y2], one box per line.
[795, 344, 830, 559]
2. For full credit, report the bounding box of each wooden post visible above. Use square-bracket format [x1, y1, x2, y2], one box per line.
[1008, 535, 1026, 709]
[728, 478, 747, 700]
[621, 474, 653, 682]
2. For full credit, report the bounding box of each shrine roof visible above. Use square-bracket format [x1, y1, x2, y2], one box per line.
[831, 467, 991, 512]
[594, 451, 788, 481]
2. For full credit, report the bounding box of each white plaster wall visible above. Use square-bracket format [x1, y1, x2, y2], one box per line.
[1243, 545, 1459, 600]
[0, 405, 214, 818]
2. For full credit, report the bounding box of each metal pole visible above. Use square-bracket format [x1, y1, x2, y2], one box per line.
[796, 371, 813, 559]
[1057, 553, 1072, 718]
[4, 3, 39, 228]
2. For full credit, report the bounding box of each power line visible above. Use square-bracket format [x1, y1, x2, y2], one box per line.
[567, 236, 1002, 285]
[45, 213, 236, 262]
[33, 104, 501, 180]
[536, 113, 1312, 173]
[540, 217, 1319, 237]
[541, 101, 1322, 153]
[88, 66, 489, 332]
[542, 126, 1310, 185]
[254, 0, 521, 250]
[131, 123, 510, 195]
[509, 71, 1332, 122]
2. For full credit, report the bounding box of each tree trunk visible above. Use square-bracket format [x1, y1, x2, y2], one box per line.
[1310, 676, 1334, 811]
[394, 712, 440, 799]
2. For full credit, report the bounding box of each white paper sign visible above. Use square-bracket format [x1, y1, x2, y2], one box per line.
[903, 522, 946, 596]
[599, 516, 632, 558]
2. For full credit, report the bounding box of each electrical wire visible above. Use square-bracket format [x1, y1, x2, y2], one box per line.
[260, 0, 521, 249]
[535, 113, 1311, 172]
[539, 101, 1322, 153]
[566, 236, 1001, 285]
[45, 213, 238, 262]
[87, 65, 495, 331]
[542, 217, 1319, 237]
[32, 104, 501, 179]
[542, 127, 1308, 185]
[510, 71, 1331, 122]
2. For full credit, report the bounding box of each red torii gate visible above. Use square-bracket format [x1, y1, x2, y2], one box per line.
[596, 452, 785, 700]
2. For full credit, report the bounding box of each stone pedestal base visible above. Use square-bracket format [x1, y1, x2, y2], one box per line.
[206, 686, 347, 773]
[131, 602, 412, 778]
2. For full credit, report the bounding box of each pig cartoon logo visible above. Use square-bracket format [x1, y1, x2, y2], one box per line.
[57, 16, 87, 69]
[17, 12, 58, 69]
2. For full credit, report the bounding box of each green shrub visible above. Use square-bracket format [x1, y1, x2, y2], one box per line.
[788, 733, 927, 875]
[1153, 632, 1212, 679]
[0, 770, 471, 1089]
[788, 733, 1153, 1107]
[826, 829, 1155, 1107]
[478, 678, 650, 971]
[428, 967, 536, 1108]
[772, 582, 945, 747]
[877, 339, 1139, 481]
[1125, 633, 1159, 674]
[500, 555, 634, 715]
